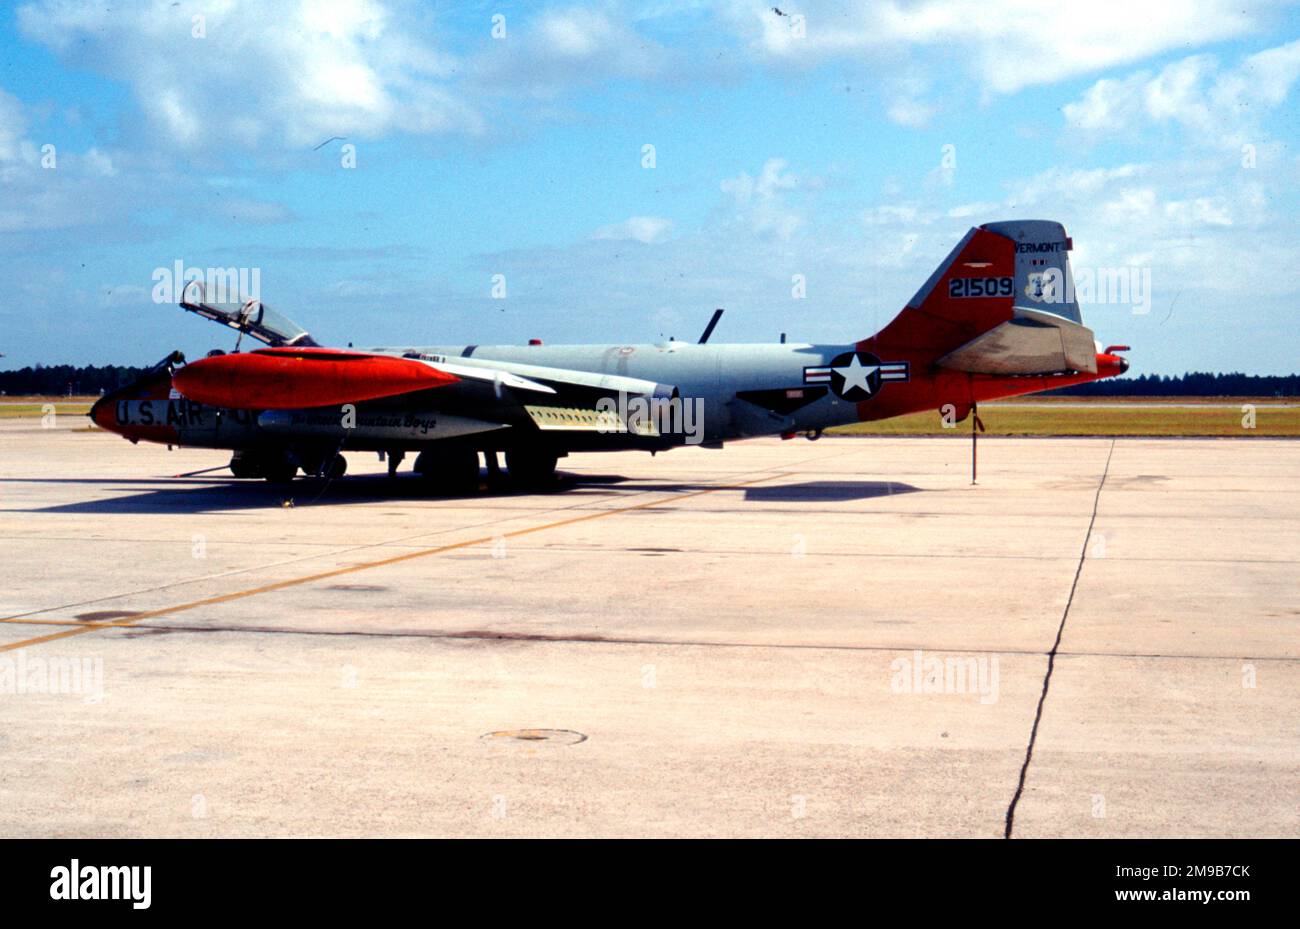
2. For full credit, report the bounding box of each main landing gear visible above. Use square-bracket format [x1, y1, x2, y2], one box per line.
[413, 448, 481, 494]
[229, 451, 263, 479]
[407, 447, 558, 493]
[229, 450, 297, 482]
[228, 449, 346, 483]
[505, 448, 558, 488]
[226, 446, 560, 493]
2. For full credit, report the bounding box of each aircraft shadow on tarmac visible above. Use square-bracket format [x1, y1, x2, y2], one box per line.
[0, 473, 609, 514]
[1, 474, 921, 515]
[742, 480, 919, 502]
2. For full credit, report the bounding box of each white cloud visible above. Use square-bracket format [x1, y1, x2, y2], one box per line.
[726, 0, 1272, 93]
[17, 0, 483, 150]
[99, 283, 151, 308]
[1064, 39, 1300, 147]
[543, 10, 611, 57]
[863, 204, 931, 226]
[980, 159, 1283, 309]
[946, 201, 999, 219]
[593, 215, 674, 244]
[720, 158, 806, 240]
[0, 83, 138, 233]
[886, 97, 933, 128]
[215, 197, 297, 226]
[1008, 164, 1150, 205]
[721, 157, 798, 202]
[472, 6, 674, 98]
[78, 147, 115, 177]
[0, 88, 27, 162]
[0, 78, 286, 239]
[926, 154, 955, 190]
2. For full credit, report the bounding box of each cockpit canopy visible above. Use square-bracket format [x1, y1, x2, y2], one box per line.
[179, 279, 317, 347]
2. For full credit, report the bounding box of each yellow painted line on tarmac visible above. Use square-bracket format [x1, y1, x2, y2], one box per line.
[0, 473, 784, 653]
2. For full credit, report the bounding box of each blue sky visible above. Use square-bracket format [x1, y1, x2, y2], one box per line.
[1, 0, 1298, 374]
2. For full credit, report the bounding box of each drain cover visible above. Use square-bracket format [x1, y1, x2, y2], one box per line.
[480, 729, 587, 745]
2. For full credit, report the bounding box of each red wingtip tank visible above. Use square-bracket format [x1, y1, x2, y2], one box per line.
[170, 347, 459, 410]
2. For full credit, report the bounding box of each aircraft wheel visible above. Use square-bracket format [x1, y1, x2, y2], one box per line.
[414, 448, 480, 494]
[506, 448, 558, 487]
[229, 453, 263, 479]
[322, 454, 347, 480]
[262, 454, 298, 484]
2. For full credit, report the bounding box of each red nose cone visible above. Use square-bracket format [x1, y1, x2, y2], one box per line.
[171, 348, 459, 409]
[88, 366, 179, 443]
[90, 395, 117, 431]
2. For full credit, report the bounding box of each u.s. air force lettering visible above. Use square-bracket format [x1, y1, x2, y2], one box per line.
[804, 351, 909, 402]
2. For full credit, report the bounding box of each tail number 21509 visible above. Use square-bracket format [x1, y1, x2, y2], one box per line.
[949, 276, 1014, 298]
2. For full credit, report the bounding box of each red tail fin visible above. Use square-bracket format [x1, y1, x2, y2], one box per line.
[862, 219, 1097, 376]
[865, 225, 1016, 358]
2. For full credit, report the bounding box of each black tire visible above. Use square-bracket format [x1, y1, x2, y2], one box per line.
[262, 456, 298, 484]
[323, 454, 347, 480]
[506, 447, 558, 487]
[229, 454, 262, 479]
[414, 448, 480, 494]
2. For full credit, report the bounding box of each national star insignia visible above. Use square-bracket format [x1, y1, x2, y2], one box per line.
[834, 354, 878, 396]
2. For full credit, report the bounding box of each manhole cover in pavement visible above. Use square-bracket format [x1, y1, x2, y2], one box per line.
[480, 729, 587, 745]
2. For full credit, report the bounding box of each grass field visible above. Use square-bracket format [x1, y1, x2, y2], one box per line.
[2, 395, 1297, 436]
[0, 399, 94, 419]
[828, 399, 1300, 437]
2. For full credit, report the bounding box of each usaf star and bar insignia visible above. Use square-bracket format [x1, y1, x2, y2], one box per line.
[803, 351, 909, 401]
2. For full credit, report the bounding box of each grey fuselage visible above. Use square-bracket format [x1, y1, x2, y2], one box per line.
[98, 340, 878, 456]
[382, 340, 867, 447]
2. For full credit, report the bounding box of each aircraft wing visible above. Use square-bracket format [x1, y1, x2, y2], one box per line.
[172, 346, 675, 439]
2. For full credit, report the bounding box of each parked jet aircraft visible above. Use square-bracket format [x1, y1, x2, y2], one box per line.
[91, 219, 1129, 490]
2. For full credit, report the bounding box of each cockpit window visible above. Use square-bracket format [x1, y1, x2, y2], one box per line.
[179, 279, 317, 347]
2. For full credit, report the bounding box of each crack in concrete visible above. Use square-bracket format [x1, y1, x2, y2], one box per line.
[1004, 438, 1116, 839]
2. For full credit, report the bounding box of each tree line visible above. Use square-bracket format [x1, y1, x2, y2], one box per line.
[0, 364, 157, 396]
[1047, 372, 1300, 397]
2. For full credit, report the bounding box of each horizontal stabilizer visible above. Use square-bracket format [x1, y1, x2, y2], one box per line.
[937, 307, 1097, 376]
